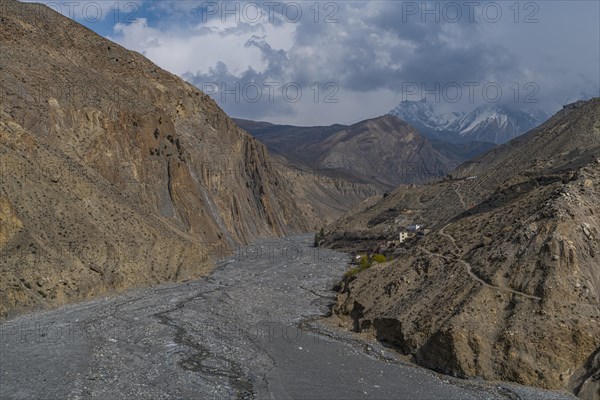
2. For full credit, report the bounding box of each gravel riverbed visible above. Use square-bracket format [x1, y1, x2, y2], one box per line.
[0, 235, 575, 399]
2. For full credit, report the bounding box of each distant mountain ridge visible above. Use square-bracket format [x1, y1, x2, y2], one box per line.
[236, 115, 495, 189]
[312, 115, 453, 187]
[389, 99, 550, 144]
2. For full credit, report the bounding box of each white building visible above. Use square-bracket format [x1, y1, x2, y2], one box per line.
[399, 232, 409, 243]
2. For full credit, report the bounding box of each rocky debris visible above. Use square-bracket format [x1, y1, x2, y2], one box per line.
[569, 347, 600, 400]
[563, 101, 587, 110]
[582, 223, 595, 240]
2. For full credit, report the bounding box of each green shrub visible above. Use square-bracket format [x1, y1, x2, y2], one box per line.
[344, 267, 361, 278]
[345, 255, 367, 278]
[359, 254, 370, 269]
[371, 254, 387, 264]
[345, 253, 389, 278]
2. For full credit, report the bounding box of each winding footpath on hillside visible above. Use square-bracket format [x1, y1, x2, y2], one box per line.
[441, 183, 543, 300]
[453, 182, 468, 210]
[434, 184, 597, 308]
[0, 236, 575, 399]
[421, 225, 543, 301]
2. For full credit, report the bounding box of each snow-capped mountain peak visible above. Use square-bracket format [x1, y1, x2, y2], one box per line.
[450, 105, 548, 143]
[388, 100, 549, 144]
[389, 99, 463, 134]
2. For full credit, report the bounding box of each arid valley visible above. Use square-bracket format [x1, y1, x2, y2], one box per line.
[1, 1, 598, 399]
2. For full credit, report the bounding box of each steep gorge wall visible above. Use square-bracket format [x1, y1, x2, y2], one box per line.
[0, 0, 312, 317]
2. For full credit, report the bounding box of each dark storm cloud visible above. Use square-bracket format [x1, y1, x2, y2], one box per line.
[189, 1, 524, 91]
[183, 57, 297, 121]
[399, 41, 517, 87]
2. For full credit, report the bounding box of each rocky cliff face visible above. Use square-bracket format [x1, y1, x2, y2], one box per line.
[325, 98, 600, 396]
[272, 158, 381, 227]
[0, 0, 311, 317]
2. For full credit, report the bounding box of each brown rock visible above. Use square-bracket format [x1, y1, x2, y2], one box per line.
[0, 0, 318, 317]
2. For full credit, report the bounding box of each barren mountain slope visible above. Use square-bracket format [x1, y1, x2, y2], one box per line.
[0, 0, 313, 317]
[233, 119, 346, 166]
[314, 115, 454, 186]
[325, 98, 600, 396]
[272, 157, 381, 226]
[0, 114, 215, 316]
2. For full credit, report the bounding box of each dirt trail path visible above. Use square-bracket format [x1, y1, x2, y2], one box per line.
[419, 230, 543, 302]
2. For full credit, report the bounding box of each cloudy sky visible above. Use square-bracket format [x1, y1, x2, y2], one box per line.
[30, 1, 600, 125]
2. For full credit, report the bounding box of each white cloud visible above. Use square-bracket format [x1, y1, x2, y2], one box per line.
[110, 14, 296, 77]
